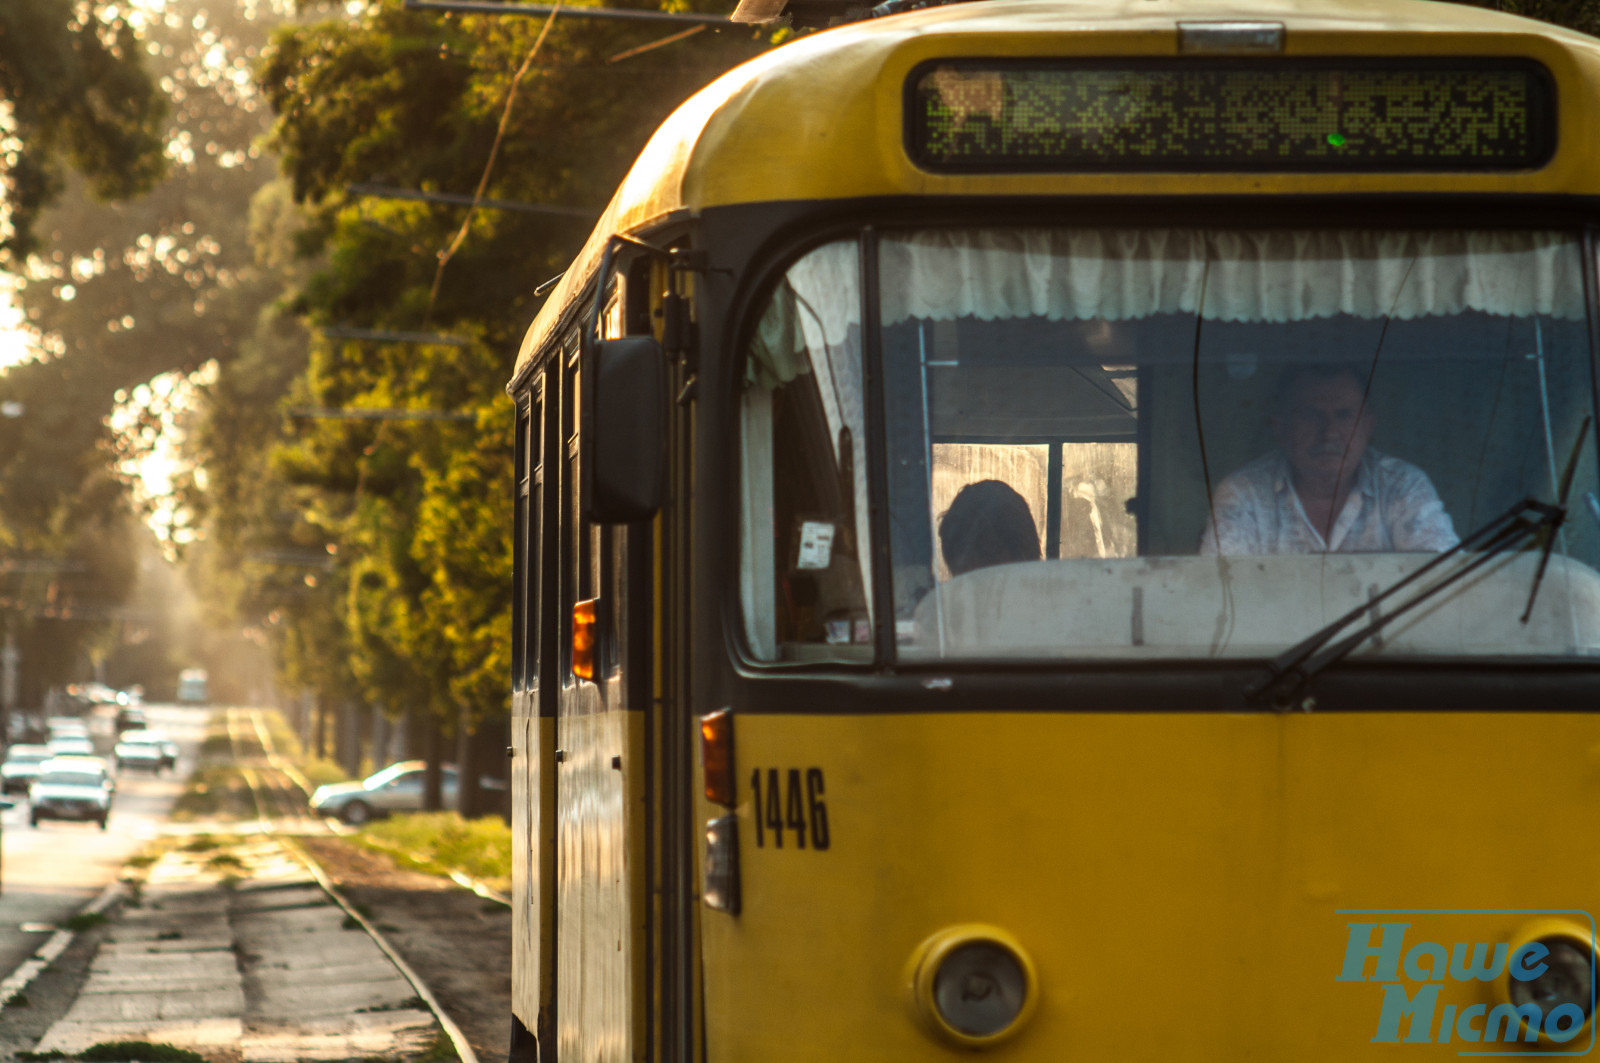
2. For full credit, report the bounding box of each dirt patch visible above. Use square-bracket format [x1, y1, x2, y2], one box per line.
[295, 836, 512, 1063]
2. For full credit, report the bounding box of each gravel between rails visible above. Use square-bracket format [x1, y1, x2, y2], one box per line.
[296, 835, 513, 1063]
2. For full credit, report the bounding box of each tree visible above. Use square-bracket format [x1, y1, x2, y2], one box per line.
[0, 0, 167, 263]
[0, 0, 287, 699]
[222, 0, 772, 807]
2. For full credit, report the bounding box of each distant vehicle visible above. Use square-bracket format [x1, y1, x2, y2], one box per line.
[176, 669, 209, 704]
[29, 761, 112, 828]
[47, 734, 95, 758]
[115, 706, 147, 733]
[115, 730, 171, 773]
[47, 754, 114, 793]
[309, 761, 458, 825]
[46, 716, 89, 738]
[1, 744, 51, 794]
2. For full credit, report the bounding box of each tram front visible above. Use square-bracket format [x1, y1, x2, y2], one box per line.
[701, 12, 1600, 1061]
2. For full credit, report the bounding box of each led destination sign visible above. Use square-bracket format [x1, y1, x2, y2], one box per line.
[908, 60, 1555, 173]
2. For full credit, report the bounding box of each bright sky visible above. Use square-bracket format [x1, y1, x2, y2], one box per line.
[0, 282, 34, 370]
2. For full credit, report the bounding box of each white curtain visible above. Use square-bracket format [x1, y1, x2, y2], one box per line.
[878, 229, 1584, 325]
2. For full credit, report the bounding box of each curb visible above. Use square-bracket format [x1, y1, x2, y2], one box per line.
[0, 879, 122, 1009]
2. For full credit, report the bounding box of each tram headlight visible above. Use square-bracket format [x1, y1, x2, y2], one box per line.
[1510, 938, 1594, 1018]
[909, 925, 1037, 1048]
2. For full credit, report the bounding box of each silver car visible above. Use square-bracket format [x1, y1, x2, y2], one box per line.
[309, 761, 458, 825]
[30, 760, 112, 829]
[2, 744, 51, 794]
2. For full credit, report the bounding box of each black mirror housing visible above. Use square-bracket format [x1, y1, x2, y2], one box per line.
[584, 335, 667, 523]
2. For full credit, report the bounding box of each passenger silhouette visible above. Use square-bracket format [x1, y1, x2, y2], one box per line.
[939, 480, 1042, 576]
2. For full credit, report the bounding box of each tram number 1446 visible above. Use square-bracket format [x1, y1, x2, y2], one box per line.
[749, 768, 830, 850]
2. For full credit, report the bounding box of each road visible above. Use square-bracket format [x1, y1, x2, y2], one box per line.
[0, 702, 207, 989]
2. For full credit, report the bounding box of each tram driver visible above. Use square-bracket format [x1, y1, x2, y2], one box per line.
[1199, 363, 1460, 556]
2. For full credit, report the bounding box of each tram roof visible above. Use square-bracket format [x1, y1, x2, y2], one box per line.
[512, 0, 1600, 382]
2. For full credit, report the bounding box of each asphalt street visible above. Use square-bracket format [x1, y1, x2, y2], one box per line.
[0, 702, 207, 991]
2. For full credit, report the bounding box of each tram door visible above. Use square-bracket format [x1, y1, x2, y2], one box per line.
[512, 370, 558, 1053]
[553, 318, 646, 1063]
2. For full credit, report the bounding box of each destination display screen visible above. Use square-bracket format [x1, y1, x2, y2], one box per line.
[907, 60, 1555, 173]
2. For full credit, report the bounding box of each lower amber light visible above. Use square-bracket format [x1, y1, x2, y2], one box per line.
[572, 598, 597, 680]
[908, 924, 1038, 1048]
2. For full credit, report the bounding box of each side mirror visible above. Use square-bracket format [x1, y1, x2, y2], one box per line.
[585, 335, 667, 523]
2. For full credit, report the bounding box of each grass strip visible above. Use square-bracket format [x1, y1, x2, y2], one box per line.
[356, 812, 511, 893]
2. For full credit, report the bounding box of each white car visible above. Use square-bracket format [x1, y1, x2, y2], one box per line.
[30, 759, 112, 829]
[1, 744, 51, 795]
[46, 716, 89, 738]
[114, 731, 170, 773]
[47, 734, 96, 758]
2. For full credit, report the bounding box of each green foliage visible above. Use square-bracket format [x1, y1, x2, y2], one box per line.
[80, 1042, 206, 1063]
[186, 0, 774, 750]
[59, 911, 107, 932]
[0, 0, 167, 262]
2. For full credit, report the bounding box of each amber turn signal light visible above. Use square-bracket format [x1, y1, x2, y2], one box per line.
[701, 709, 734, 806]
[572, 598, 597, 681]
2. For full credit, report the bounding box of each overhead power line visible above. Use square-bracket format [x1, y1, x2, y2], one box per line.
[348, 183, 598, 219]
[287, 407, 477, 422]
[404, 0, 732, 23]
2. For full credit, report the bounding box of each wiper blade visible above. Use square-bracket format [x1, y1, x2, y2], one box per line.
[1245, 496, 1565, 709]
[1521, 416, 1591, 623]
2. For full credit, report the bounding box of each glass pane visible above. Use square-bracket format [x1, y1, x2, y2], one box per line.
[740, 241, 872, 663]
[883, 228, 1600, 662]
[1060, 441, 1138, 559]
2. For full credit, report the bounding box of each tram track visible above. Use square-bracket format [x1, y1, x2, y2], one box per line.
[220, 708, 480, 1063]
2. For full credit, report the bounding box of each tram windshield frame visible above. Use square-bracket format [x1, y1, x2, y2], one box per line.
[737, 224, 1600, 667]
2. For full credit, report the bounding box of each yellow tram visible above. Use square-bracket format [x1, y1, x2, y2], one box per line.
[505, 0, 1600, 1058]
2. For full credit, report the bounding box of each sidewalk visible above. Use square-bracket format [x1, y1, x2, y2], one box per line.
[32, 837, 441, 1062]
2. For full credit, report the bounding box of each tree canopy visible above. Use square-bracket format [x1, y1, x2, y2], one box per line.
[0, 0, 168, 263]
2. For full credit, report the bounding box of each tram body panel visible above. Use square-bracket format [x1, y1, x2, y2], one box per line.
[510, 694, 557, 1041]
[697, 710, 1600, 1059]
[555, 679, 649, 1063]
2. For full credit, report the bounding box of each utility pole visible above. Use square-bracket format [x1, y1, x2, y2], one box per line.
[0, 627, 13, 896]
[2, 627, 17, 744]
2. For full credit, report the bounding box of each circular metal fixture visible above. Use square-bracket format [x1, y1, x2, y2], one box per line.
[1499, 917, 1596, 1045]
[908, 925, 1038, 1048]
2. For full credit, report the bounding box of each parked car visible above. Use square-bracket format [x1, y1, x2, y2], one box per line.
[114, 730, 171, 773]
[1, 744, 51, 794]
[47, 734, 96, 758]
[309, 761, 458, 825]
[29, 759, 112, 828]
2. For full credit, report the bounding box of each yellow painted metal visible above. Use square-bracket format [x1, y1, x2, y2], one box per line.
[512, 0, 1600, 380]
[698, 711, 1600, 1059]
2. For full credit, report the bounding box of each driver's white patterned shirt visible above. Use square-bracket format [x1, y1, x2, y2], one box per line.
[1199, 449, 1460, 555]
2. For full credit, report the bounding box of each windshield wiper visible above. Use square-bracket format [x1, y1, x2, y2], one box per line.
[1246, 419, 1589, 710]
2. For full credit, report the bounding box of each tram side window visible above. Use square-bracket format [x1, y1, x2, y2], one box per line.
[513, 393, 542, 687]
[740, 241, 872, 663]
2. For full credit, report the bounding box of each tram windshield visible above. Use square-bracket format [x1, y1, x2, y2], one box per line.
[739, 228, 1600, 663]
